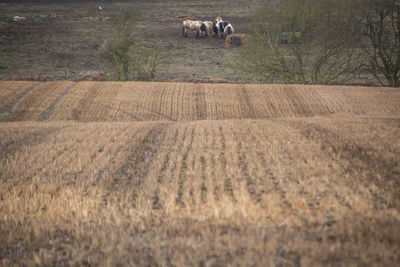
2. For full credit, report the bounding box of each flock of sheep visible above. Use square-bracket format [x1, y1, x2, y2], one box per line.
[182, 17, 234, 39]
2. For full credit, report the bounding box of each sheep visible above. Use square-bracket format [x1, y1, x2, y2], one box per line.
[223, 23, 234, 39]
[215, 19, 234, 38]
[182, 19, 202, 38]
[200, 21, 214, 37]
[213, 17, 223, 37]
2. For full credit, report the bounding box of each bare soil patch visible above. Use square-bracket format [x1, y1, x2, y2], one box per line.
[0, 0, 258, 82]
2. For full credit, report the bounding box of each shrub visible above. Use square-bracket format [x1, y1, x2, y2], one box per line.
[240, 0, 361, 84]
[100, 11, 159, 81]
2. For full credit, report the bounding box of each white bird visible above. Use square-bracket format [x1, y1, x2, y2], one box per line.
[99, 6, 102, 11]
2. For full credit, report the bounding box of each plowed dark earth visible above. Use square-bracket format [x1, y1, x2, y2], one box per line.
[1, 81, 399, 266]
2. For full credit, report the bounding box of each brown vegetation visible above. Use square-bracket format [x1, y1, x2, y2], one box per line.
[0, 81, 399, 265]
[240, 0, 362, 85]
[224, 33, 250, 47]
[0, 0, 254, 82]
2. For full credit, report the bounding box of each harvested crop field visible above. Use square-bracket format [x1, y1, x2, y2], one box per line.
[1, 81, 400, 266]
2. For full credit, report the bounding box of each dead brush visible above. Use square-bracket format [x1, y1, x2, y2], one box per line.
[100, 10, 159, 81]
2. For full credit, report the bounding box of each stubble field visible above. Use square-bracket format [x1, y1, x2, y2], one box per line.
[0, 81, 399, 265]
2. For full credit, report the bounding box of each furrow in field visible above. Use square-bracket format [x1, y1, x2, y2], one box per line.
[236, 85, 257, 119]
[49, 82, 101, 121]
[216, 124, 235, 201]
[252, 122, 289, 199]
[242, 129, 281, 204]
[173, 124, 190, 206]
[156, 128, 179, 184]
[0, 84, 46, 121]
[313, 86, 351, 115]
[270, 85, 294, 118]
[5, 81, 74, 121]
[184, 151, 207, 207]
[282, 86, 314, 117]
[286, 119, 400, 208]
[166, 83, 178, 121]
[53, 82, 90, 121]
[133, 83, 167, 121]
[154, 83, 168, 120]
[319, 86, 400, 117]
[233, 129, 261, 204]
[249, 121, 347, 223]
[125, 82, 179, 121]
[246, 118, 387, 224]
[199, 155, 208, 203]
[222, 122, 251, 205]
[243, 84, 271, 119]
[0, 126, 61, 176]
[133, 83, 157, 121]
[135, 123, 198, 210]
[233, 121, 297, 209]
[83, 82, 140, 121]
[120, 122, 175, 210]
[180, 83, 191, 121]
[281, 85, 312, 117]
[0, 82, 37, 120]
[160, 83, 172, 120]
[205, 126, 223, 203]
[109, 83, 143, 121]
[53, 82, 140, 121]
[274, 85, 292, 117]
[194, 83, 207, 120]
[183, 83, 197, 121]
[111, 123, 167, 207]
[305, 86, 343, 115]
[162, 83, 179, 121]
[175, 124, 196, 207]
[37, 83, 76, 121]
[88, 82, 127, 121]
[257, 87, 279, 119]
[76, 83, 110, 121]
[204, 84, 235, 120]
[0, 122, 166, 214]
[193, 124, 218, 205]
[175, 83, 185, 121]
[209, 151, 219, 202]
[154, 123, 190, 209]
[203, 84, 217, 120]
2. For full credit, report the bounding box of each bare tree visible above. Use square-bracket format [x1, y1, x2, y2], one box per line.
[240, 0, 361, 84]
[362, 0, 400, 87]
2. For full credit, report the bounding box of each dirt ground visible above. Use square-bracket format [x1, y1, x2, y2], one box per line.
[1, 81, 399, 265]
[0, 0, 261, 82]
